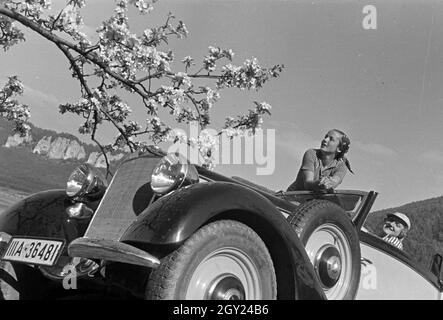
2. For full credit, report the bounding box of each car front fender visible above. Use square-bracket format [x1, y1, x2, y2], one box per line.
[0, 189, 86, 243]
[122, 182, 326, 300]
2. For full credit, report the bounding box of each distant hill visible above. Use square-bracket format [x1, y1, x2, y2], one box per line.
[0, 118, 97, 155]
[0, 119, 115, 194]
[367, 196, 443, 268]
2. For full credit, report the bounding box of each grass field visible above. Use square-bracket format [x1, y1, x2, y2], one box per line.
[0, 118, 85, 194]
[0, 118, 115, 195]
[0, 145, 79, 193]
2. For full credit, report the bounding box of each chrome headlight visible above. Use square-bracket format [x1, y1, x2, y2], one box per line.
[151, 153, 199, 195]
[66, 164, 107, 198]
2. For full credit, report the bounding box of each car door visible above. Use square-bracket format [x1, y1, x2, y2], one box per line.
[356, 229, 442, 300]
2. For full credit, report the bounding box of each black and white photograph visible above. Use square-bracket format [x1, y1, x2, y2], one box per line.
[0, 0, 442, 304]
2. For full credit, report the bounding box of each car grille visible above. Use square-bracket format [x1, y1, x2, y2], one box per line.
[84, 155, 159, 241]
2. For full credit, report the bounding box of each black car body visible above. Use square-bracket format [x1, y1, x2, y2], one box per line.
[0, 148, 378, 300]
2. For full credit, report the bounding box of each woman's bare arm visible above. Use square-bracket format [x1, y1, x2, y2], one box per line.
[301, 170, 323, 191]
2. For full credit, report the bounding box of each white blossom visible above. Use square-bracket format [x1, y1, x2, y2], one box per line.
[0, 0, 283, 169]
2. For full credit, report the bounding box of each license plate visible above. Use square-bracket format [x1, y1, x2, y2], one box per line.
[1, 237, 65, 266]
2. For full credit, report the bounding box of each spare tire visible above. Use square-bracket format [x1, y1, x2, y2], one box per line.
[287, 199, 360, 300]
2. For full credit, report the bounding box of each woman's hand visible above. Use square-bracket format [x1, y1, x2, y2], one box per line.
[319, 177, 335, 190]
[301, 170, 338, 191]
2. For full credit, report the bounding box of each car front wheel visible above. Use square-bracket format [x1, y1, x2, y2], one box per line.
[146, 220, 277, 300]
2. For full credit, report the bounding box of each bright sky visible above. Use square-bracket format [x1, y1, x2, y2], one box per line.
[1, 0, 443, 210]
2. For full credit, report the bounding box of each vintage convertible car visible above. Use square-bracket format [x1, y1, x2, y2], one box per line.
[0, 147, 442, 300]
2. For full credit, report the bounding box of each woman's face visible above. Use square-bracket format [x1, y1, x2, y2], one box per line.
[320, 130, 342, 154]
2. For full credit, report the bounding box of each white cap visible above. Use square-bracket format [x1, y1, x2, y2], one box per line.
[388, 212, 411, 230]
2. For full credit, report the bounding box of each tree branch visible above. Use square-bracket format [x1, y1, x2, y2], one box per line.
[56, 43, 135, 153]
[0, 7, 156, 100]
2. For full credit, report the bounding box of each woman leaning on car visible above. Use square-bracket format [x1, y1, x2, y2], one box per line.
[287, 129, 353, 192]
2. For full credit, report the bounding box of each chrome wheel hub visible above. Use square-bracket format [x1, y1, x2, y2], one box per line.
[305, 223, 352, 300]
[206, 275, 246, 300]
[314, 245, 342, 288]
